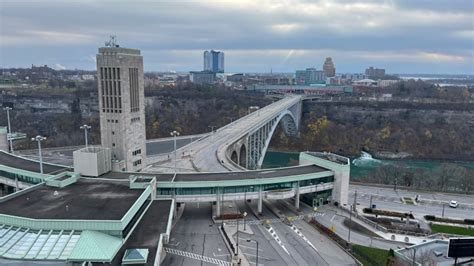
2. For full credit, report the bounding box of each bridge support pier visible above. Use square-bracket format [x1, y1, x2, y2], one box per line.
[294, 181, 300, 210]
[258, 185, 263, 214]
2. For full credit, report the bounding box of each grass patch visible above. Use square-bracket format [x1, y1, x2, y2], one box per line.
[352, 244, 390, 266]
[403, 197, 415, 205]
[430, 224, 474, 236]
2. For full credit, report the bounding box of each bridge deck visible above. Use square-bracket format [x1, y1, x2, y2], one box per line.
[0, 151, 71, 175]
[0, 179, 143, 220]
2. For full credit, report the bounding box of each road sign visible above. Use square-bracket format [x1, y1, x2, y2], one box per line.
[448, 238, 474, 258]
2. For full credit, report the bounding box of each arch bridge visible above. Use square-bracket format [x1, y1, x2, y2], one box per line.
[147, 95, 303, 172]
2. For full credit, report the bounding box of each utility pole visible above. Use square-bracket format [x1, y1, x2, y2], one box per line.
[369, 195, 373, 208]
[3, 107, 13, 152]
[442, 204, 445, 217]
[394, 177, 398, 191]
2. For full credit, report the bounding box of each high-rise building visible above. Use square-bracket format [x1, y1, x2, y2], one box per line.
[204, 50, 224, 73]
[365, 67, 386, 78]
[96, 42, 147, 172]
[323, 57, 336, 77]
[295, 68, 326, 85]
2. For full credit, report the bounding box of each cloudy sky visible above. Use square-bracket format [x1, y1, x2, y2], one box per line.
[1, 0, 473, 74]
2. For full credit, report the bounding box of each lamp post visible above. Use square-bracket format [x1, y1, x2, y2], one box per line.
[243, 211, 248, 231]
[3, 107, 13, 152]
[79, 124, 91, 147]
[170, 130, 180, 173]
[209, 126, 216, 140]
[348, 204, 353, 246]
[236, 218, 240, 256]
[31, 135, 47, 174]
[246, 239, 259, 266]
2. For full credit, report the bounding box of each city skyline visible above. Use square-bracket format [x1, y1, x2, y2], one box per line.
[1, 0, 473, 74]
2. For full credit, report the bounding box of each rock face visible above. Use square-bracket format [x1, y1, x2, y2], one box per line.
[270, 100, 474, 161]
[375, 152, 412, 159]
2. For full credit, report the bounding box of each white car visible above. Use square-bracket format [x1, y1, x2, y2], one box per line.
[449, 200, 459, 208]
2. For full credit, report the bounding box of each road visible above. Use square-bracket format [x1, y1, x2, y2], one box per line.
[307, 204, 407, 251]
[162, 202, 232, 266]
[13, 134, 205, 166]
[349, 184, 474, 219]
[240, 200, 331, 265]
[269, 199, 357, 265]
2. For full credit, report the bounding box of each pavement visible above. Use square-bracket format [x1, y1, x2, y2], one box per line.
[349, 184, 474, 220]
[162, 202, 232, 266]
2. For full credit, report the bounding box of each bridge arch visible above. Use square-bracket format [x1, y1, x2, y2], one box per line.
[239, 144, 247, 168]
[246, 109, 299, 170]
[230, 150, 238, 164]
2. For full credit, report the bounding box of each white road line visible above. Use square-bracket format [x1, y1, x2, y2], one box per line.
[165, 247, 231, 266]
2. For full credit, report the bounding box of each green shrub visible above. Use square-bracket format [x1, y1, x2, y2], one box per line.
[425, 215, 435, 221]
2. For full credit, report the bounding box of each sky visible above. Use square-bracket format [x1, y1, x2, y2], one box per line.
[1, 0, 473, 74]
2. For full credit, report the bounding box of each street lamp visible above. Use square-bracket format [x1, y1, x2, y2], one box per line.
[246, 239, 259, 266]
[80, 124, 91, 147]
[243, 211, 248, 231]
[348, 204, 353, 246]
[244, 186, 253, 207]
[31, 135, 47, 174]
[3, 107, 13, 152]
[170, 130, 180, 173]
[209, 126, 216, 140]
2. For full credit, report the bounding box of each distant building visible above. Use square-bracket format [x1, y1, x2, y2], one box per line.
[295, 68, 326, 85]
[190, 71, 216, 84]
[251, 84, 353, 95]
[204, 50, 224, 73]
[340, 73, 367, 81]
[323, 57, 336, 77]
[365, 67, 385, 78]
[378, 79, 399, 87]
[352, 78, 377, 86]
[96, 44, 147, 172]
[226, 73, 244, 83]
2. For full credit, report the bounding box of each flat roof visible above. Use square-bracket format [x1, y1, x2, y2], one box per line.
[111, 200, 172, 265]
[0, 179, 144, 220]
[100, 165, 328, 183]
[174, 165, 328, 182]
[0, 151, 71, 175]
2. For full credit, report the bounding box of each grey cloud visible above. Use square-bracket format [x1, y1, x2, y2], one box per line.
[0, 0, 472, 74]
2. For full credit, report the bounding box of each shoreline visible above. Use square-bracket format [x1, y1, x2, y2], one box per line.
[266, 149, 474, 164]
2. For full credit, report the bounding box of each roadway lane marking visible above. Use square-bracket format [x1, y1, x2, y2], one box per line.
[330, 215, 336, 222]
[265, 226, 289, 255]
[289, 224, 319, 252]
[164, 247, 231, 266]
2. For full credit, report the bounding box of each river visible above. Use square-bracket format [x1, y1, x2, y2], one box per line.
[262, 151, 474, 179]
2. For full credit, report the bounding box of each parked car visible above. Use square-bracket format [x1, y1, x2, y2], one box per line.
[449, 200, 459, 208]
